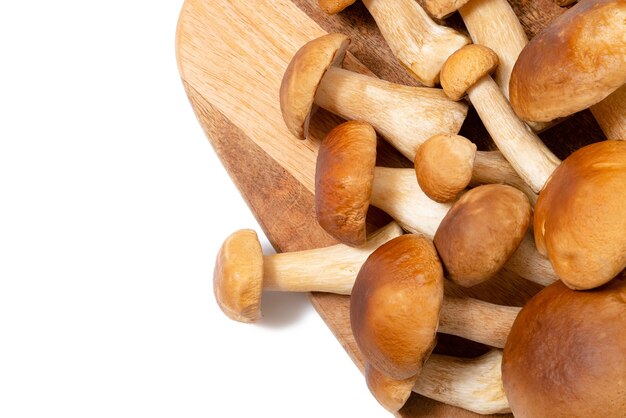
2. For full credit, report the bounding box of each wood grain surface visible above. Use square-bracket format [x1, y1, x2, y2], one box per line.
[176, 1, 605, 416]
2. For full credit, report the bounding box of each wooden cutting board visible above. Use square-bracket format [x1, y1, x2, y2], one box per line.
[176, 1, 604, 416]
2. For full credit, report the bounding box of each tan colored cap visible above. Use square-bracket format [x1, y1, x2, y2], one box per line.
[280, 33, 351, 139]
[510, 0, 626, 122]
[440, 45, 499, 101]
[434, 184, 531, 287]
[350, 234, 444, 380]
[318, 0, 356, 14]
[502, 273, 626, 418]
[365, 363, 417, 412]
[315, 120, 377, 245]
[414, 134, 477, 203]
[534, 140, 626, 289]
[213, 229, 264, 322]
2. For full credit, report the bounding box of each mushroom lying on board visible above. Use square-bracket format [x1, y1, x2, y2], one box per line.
[510, 0, 626, 139]
[366, 350, 508, 415]
[319, 0, 469, 87]
[502, 272, 626, 417]
[316, 120, 557, 285]
[279, 33, 468, 160]
[440, 44, 626, 289]
[213, 222, 402, 323]
[350, 234, 521, 380]
[414, 134, 535, 203]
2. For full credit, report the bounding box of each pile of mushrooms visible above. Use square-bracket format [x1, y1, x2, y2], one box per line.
[212, 0, 626, 415]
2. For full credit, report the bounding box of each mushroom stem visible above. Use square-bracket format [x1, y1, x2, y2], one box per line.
[589, 85, 626, 139]
[361, 0, 469, 87]
[314, 66, 468, 160]
[471, 151, 537, 204]
[413, 350, 509, 415]
[439, 297, 521, 348]
[262, 222, 403, 294]
[369, 167, 558, 284]
[467, 76, 561, 193]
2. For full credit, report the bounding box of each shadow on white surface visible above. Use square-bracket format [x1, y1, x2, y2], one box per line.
[258, 291, 312, 328]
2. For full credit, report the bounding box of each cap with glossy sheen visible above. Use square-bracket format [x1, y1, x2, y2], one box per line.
[534, 140, 626, 289]
[316, 120, 377, 245]
[414, 134, 477, 203]
[510, 0, 626, 122]
[351, 234, 444, 380]
[318, 0, 356, 14]
[213, 229, 264, 322]
[434, 184, 531, 287]
[280, 33, 350, 139]
[365, 363, 416, 413]
[502, 273, 626, 417]
[440, 45, 499, 101]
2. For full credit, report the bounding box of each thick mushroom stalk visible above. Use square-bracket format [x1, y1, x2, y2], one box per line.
[213, 222, 402, 322]
[350, 234, 520, 381]
[318, 0, 470, 87]
[280, 33, 468, 160]
[440, 45, 561, 193]
[510, 0, 626, 139]
[316, 121, 558, 285]
[366, 350, 509, 414]
[415, 134, 536, 203]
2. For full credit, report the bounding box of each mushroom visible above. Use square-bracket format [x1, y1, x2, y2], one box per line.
[509, 0, 626, 139]
[213, 222, 402, 323]
[316, 120, 558, 284]
[440, 44, 626, 289]
[434, 184, 532, 288]
[350, 234, 521, 381]
[317, 0, 470, 86]
[280, 33, 468, 160]
[502, 272, 626, 417]
[414, 134, 535, 203]
[366, 350, 508, 414]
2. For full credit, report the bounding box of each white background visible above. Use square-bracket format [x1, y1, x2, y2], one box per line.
[0, 2, 386, 417]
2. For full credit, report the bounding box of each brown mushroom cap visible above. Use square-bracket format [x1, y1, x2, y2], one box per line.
[510, 0, 626, 122]
[365, 363, 416, 413]
[534, 140, 626, 289]
[502, 272, 626, 418]
[318, 0, 356, 14]
[351, 234, 444, 380]
[279, 33, 351, 139]
[414, 134, 477, 203]
[213, 229, 264, 322]
[440, 45, 499, 101]
[315, 120, 377, 245]
[434, 184, 531, 287]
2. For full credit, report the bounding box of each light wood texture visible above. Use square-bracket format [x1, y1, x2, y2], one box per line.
[176, 0, 604, 416]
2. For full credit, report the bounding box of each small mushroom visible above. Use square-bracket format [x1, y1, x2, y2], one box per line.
[317, 0, 469, 87]
[280, 33, 468, 159]
[510, 0, 626, 139]
[366, 350, 509, 414]
[350, 234, 521, 380]
[414, 134, 535, 203]
[502, 272, 626, 417]
[434, 184, 532, 287]
[318, 0, 356, 14]
[316, 121, 558, 284]
[213, 222, 402, 322]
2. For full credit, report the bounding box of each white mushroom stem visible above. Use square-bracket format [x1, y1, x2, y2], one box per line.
[314, 66, 468, 160]
[361, 0, 469, 87]
[262, 222, 403, 294]
[413, 350, 510, 415]
[467, 76, 561, 193]
[590, 85, 626, 140]
[370, 167, 558, 283]
[439, 297, 521, 348]
[471, 151, 537, 204]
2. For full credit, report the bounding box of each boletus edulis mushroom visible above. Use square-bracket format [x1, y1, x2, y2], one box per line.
[213, 222, 402, 322]
[502, 272, 626, 417]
